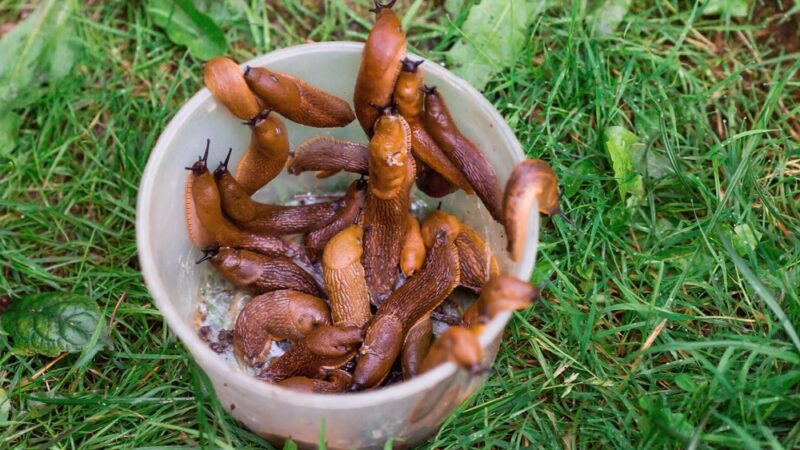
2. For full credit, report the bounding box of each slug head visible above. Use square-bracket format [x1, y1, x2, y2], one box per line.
[440, 327, 483, 373]
[421, 85, 450, 128]
[289, 294, 332, 336]
[368, 115, 409, 200]
[322, 225, 364, 270]
[213, 148, 233, 180]
[480, 275, 539, 318]
[185, 139, 211, 175]
[305, 324, 364, 358]
[421, 210, 462, 247]
[401, 58, 424, 73]
[394, 68, 424, 118]
[243, 67, 301, 110]
[369, 0, 397, 13]
[211, 247, 262, 285]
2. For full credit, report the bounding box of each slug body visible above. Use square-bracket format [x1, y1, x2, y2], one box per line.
[503, 159, 563, 261]
[422, 88, 503, 222]
[260, 324, 363, 382]
[400, 213, 425, 276]
[322, 225, 371, 327]
[417, 326, 483, 375]
[363, 114, 415, 305]
[244, 66, 355, 128]
[304, 178, 367, 260]
[394, 61, 473, 194]
[401, 316, 432, 379]
[352, 229, 460, 390]
[277, 369, 353, 393]
[204, 57, 262, 120]
[209, 247, 324, 297]
[288, 137, 369, 176]
[215, 166, 341, 235]
[463, 275, 539, 334]
[233, 290, 331, 367]
[237, 111, 290, 195]
[353, 2, 406, 135]
[185, 154, 292, 257]
[415, 158, 458, 198]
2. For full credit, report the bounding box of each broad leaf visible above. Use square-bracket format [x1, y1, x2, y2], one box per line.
[604, 126, 645, 204]
[732, 223, 762, 255]
[147, 0, 228, 60]
[0, 387, 9, 423]
[446, 0, 548, 90]
[703, 0, 751, 17]
[587, 0, 632, 35]
[1, 293, 109, 358]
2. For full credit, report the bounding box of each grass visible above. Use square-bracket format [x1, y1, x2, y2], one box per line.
[1, 0, 799, 448]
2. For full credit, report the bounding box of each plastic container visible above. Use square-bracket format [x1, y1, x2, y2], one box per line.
[136, 42, 538, 449]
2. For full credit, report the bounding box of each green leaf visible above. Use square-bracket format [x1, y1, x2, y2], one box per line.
[446, 0, 549, 90]
[674, 374, 696, 393]
[0, 386, 10, 423]
[702, 0, 751, 17]
[604, 126, 645, 205]
[147, 0, 228, 60]
[731, 223, 762, 255]
[587, 0, 632, 36]
[0, 0, 78, 144]
[445, 0, 467, 16]
[282, 440, 298, 450]
[1, 293, 109, 358]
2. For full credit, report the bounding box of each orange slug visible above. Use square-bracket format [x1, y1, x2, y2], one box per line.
[204, 57, 262, 121]
[417, 326, 483, 375]
[236, 110, 290, 196]
[277, 369, 353, 393]
[259, 324, 363, 382]
[202, 247, 324, 298]
[351, 228, 460, 390]
[400, 213, 425, 277]
[362, 112, 416, 305]
[401, 315, 432, 379]
[503, 158, 567, 261]
[393, 59, 473, 194]
[214, 159, 341, 235]
[244, 66, 355, 128]
[322, 225, 371, 327]
[463, 275, 539, 335]
[304, 178, 367, 260]
[184, 143, 293, 257]
[353, 0, 406, 135]
[288, 136, 369, 176]
[233, 289, 331, 367]
[422, 86, 503, 222]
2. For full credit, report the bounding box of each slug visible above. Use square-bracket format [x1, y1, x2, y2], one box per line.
[322, 225, 371, 327]
[401, 316, 432, 379]
[184, 143, 293, 257]
[260, 324, 363, 382]
[362, 112, 416, 305]
[202, 247, 324, 297]
[244, 66, 355, 128]
[393, 59, 473, 194]
[422, 86, 503, 222]
[277, 369, 353, 393]
[353, 0, 406, 135]
[236, 110, 290, 196]
[417, 326, 483, 375]
[351, 228, 460, 390]
[463, 275, 539, 335]
[288, 136, 369, 176]
[304, 178, 367, 260]
[204, 57, 262, 121]
[233, 289, 331, 367]
[415, 158, 458, 198]
[422, 210, 498, 292]
[400, 213, 425, 277]
[214, 158, 341, 235]
[503, 158, 567, 261]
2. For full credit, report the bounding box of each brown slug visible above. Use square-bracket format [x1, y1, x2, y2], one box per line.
[184, 143, 293, 257]
[504, 158, 567, 261]
[233, 289, 331, 367]
[236, 110, 291, 196]
[422, 86, 503, 222]
[353, 0, 406, 135]
[204, 57, 262, 121]
[202, 247, 324, 297]
[260, 324, 363, 382]
[415, 158, 458, 198]
[351, 228, 460, 390]
[463, 275, 539, 335]
[400, 213, 425, 277]
[401, 316, 432, 379]
[288, 136, 369, 176]
[393, 59, 473, 194]
[214, 157, 341, 235]
[277, 369, 353, 393]
[304, 178, 368, 260]
[244, 66, 355, 128]
[363, 112, 415, 305]
[322, 225, 371, 327]
[417, 326, 483, 375]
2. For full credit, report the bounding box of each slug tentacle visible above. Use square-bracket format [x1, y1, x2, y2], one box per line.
[288, 136, 369, 176]
[207, 247, 324, 297]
